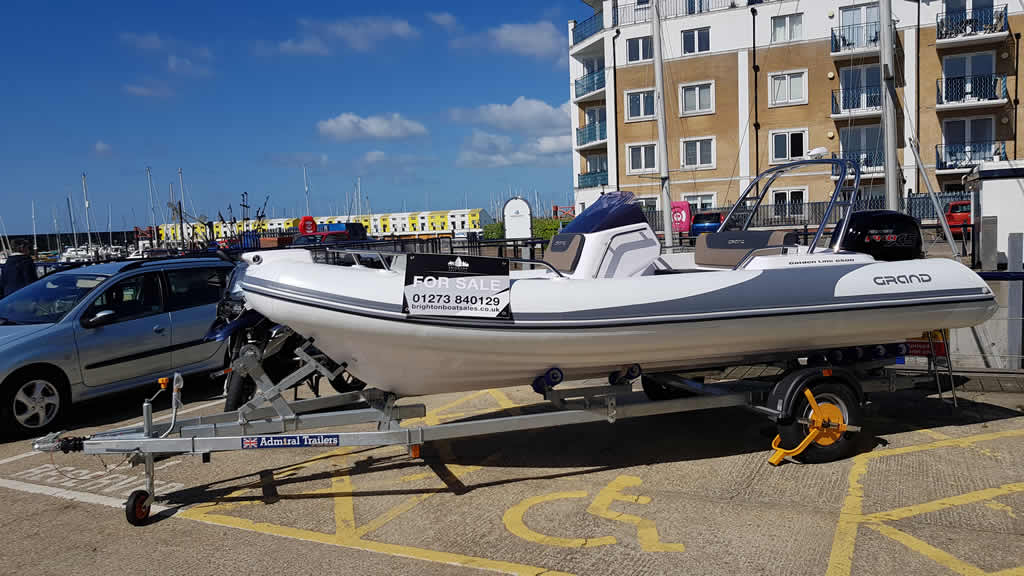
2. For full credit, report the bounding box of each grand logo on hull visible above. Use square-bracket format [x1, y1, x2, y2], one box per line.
[872, 273, 932, 286]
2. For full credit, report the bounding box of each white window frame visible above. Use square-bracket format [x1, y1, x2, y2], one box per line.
[678, 80, 715, 117]
[626, 36, 653, 63]
[941, 115, 995, 146]
[682, 27, 711, 55]
[771, 13, 804, 43]
[625, 141, 658, 175]
[635, 196, 658, 210]
[769, 128, 809, 164]
[682, 192, 717, 211]
[768, 69, 808, 107]
[679, 136, 716, 170]
[624, 87, 656, 122]
[770, 187, 811, 218]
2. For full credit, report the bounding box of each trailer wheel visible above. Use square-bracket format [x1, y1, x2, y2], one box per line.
[223, 371, 256, 412]
[125, 490, 151, 526]
[777, 381, 861, 463]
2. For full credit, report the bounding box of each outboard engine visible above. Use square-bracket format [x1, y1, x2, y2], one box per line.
[832, 210, 923, 261]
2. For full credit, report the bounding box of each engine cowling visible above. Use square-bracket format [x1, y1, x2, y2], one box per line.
[832, 210, 924, 261]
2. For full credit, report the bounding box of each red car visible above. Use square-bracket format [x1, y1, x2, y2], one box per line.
[944, 201, 970, 238]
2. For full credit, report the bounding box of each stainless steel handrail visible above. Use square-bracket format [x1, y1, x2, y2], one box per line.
[716, 157, 861, 254]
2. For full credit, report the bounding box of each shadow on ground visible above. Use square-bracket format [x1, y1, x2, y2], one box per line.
[154, 386, 1022, 516]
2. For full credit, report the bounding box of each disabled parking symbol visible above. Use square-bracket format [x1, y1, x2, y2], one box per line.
[503, 475, 684, 552]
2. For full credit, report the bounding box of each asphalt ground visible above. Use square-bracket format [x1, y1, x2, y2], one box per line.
[0, 376, 1021, 576]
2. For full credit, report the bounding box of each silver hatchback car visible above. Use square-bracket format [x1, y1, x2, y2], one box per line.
[0, 257, 233, 436]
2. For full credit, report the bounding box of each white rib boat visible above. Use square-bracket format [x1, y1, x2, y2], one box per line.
[235, 159, 997, 397]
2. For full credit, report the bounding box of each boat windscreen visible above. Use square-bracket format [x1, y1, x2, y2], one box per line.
[562, 192, 647, 234]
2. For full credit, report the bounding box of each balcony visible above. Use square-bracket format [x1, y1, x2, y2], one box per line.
[578, 170, 609, 189]
[936, 5, 1009, 47]
[936, 74, 1008, 111]
[572, 10, 603, 45]
[830, 87, 882, 118]
[576, 121, 607, 149]
[830, 22, 881, 57]
[832, 149, 885, 179]
[935, 140, 1007, 173]
[614, 0, 743, 27]
[574, 69, 606, 100]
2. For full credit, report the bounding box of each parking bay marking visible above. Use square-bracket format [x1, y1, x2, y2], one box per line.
[826, 427, 1024, 576]
[503, 475, 684, 552]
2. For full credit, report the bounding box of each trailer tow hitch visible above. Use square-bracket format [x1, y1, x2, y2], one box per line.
[768, 388, 861, 466]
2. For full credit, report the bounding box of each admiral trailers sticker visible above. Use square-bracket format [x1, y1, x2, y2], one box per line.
[241, 434, 341, 449]
[403, 253, 512, 319]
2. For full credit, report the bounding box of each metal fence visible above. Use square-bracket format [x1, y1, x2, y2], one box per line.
[574, 69, 606, 99]
[831, 87, 881, 115]
[615, 0, 743, 26]
[936, 5, 1008, 40]
[830, 22, 882, 53]
[936, 141, 1007, 171]
[572, 10, 603, 44]
[936, 74, 1007, 105]
[576, 122, 607, 147]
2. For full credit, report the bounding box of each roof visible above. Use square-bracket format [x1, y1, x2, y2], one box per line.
[53, 256, 226, 277]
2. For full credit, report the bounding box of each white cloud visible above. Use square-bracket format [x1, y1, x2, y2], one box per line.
[120, 32, 162, 51]
[450, 96, 570, 136]
[122, 81, 171, 97]
[279, 36, 329, 55]
[453, 21, 565, 62]
[168, 54, 212, 76]
[362, 150, 388, 164]
[427, 12, 457, 32]
[317, 112, 428, 141]
[94, 140, 112, 154]
[456, 130, 568, 168]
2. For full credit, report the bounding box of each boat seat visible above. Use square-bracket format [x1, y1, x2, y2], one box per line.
[694, 230, 798, 269]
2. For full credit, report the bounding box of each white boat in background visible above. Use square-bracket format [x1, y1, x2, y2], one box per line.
[236, 158, 997, 398]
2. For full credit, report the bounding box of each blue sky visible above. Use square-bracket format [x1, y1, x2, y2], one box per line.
[0, 1, 588, 234]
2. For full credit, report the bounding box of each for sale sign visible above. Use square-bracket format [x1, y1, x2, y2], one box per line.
[403, 253, 512, 319]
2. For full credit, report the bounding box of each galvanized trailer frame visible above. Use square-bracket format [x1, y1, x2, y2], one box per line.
[35, 338, 937, 526]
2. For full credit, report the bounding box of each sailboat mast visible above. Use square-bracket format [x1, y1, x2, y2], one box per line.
[651, 1, 674, 248]
[67, 196, 78, 248]
[178, 168, 186, 247]
[32, 200, 37, 253]
[303, 165, 310, 216]
[146, 167, 157, 247]
[81, 172, 93, 253]
[107, 203, 112, 246]
[879, 0, 900, 210]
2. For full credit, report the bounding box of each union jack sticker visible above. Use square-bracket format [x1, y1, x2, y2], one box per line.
[242, 438, 259, 449]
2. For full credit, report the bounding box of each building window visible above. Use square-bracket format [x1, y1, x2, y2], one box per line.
[682, 28, 710, 54]
[840, 124, 883, 171]
[635, 197, 657, 210]
[769, 70, 806, 106]
[626, 36, 652, 63]
[772, 189, 806, 217]
[679, 81, 714, 116]
[587, 153, 608, 173]
[770, 129, 808, 163]
[683, 193, 715, 211]
[771, 14, 804, 43]
[625, 89, 655, 121]
[627, 143, 657, 174]
[680, 136, 715, 170]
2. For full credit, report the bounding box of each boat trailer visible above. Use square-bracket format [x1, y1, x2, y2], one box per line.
[34, 339, 945, 526]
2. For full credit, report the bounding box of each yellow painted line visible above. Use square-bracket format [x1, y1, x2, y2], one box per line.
[984, 500, 1017, 519]
[867, 522, 988, 576]
[405, 390, 491, 426]
[916, 428, 952, 441]
[990, 566, 1024, 576]
[863, 482, 1024, 523]
[488, 389, 518, 411]
[355, 464, 481, 539]
[826, 427, 1024, 576]
[504, 491, 617, 549]
[180, 508, 569, 575]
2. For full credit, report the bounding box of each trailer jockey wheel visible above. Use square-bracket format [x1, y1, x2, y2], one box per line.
[125, 490, 152, 526]
[772, 381, 862, 464]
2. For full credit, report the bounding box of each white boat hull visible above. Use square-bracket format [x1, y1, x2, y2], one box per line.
[239, 251, 997, 397]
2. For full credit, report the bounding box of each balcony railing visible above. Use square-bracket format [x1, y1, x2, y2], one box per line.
[936, 140, 1007, 171]
[574, 69, 606, 98]
[572, 10, 603, 45]
[576, 121, 607, 147]
[832, 149, 885, 177]
[578, 170, 609, 189]
[830, 22, 882, 54]
[936, 74, 1007, 105]
[937, 5, 1008, 40]
[831, 87, 882, 115]
[615, 0, 744, 27]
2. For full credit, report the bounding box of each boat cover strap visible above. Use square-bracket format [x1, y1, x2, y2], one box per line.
[695, 230, 798, 268]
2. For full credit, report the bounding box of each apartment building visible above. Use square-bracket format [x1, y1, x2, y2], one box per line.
[569, 0, 1021, 215]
